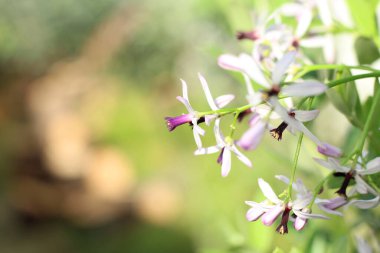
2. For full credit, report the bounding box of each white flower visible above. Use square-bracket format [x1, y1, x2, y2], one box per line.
[194, 119, 251, 177]
[165, 75, 234, 149]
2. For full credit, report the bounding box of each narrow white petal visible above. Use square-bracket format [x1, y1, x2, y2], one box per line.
[294, 109, 320, 122]
[293, 196, 312, 210]
[214, 94, 234, 108]
[218, 54, 242, 71]
[258, 178, 280, 204]
[239, 54, 270, 88]
[272, 51, 297, 84]
[275, 175, 290, 185]
[315, 199, 343, 216]
[313, 158, 349, 172]
[246, 92, 263, 106]
[198, 73, 218, 110]
[176, 96, 194, 113]
[323, 34, 336, 64]
[355, 176, 377, 195]
[213, 118, 224, 146]
[348, 196, 380, 209]
[296, 9, 312, 38]
[231, 145, 252, 167]
[331, 0, 354, 28]
[245, 200, 272, 210]
[193, 121, 205, 136]
[180, 79, 189, 101]
[281, 81, 327, 97]
[300, 36, 326, 48]
[221, 148, 232, 177]
[283, 97, 294, 109]
[316, 0, 333, 26]
[362, 157, 380, 175]
[293, 209, 329, 220]
[193, 128, 202, 149]
[205, 115, 217, 126]
[194, 146, 220, 155]
[243, 73, 255, 95]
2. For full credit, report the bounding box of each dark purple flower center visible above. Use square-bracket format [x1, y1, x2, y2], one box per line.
[217, 147, 225, 164]
[236, 31, 260, 41]
[270, 121, 288, 141]
[276, 205, 291, 235]
[237, 109, 253, 122]
[335, 170, 355, 197]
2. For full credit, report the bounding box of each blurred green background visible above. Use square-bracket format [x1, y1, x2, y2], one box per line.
[0, 0, 379, 252]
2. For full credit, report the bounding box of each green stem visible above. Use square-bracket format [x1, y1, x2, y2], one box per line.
[308, 173, 333, 208]
[294, 64, 378, 80]
[354, 85, 380, 153]
[328, 72, 380, 88]
[287, 132, 304, 200]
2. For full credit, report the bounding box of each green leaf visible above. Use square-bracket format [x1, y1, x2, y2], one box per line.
[326, 175, 354, 189]
[355, 37, 380, 65]
[347, 0, 378, 37]
[326, 69, 363, 128]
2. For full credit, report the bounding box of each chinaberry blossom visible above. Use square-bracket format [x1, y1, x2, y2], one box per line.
[245, 177, 327, 234]
[165, 74, 234, 148]
[195, 119, 251, 177]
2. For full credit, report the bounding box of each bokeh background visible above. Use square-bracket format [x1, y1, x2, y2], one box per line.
[0, 0, 379, 252]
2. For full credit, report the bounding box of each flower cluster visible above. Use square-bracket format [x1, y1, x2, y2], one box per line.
[165, 0, 380, 237]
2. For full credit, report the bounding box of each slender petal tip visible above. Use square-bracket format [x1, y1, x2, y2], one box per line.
[317, 143, 342, 158]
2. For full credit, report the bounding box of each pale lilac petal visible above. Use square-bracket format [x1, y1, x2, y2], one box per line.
[262, 205, 283, 226]
[180, 79, 189, 101]
[194, 146, 220, 155]
[355, 236, 372, 253]
[281, 81, 327, 97]
[214, 94, 235, 108]
[231, 145, 252, 167]
[294, 109, 319, 122]
[239, 54, 270, 88]
[205, 115, 217, 126]
[193, 128, 202, 149]
[292, 196, 312, 210]
[313, 158, 349, 172]
[176, 96, 194, 113]
[246, 92, 263, 106]
[258, 178, 280, 204]
[294, 216, 307, 231]
[245, 200, 272, 210]
[348, 196, 380, 209]
[246, 207, 265, 221]
[272, 51, 297, 84]
[275, 175, 290, 185]
[315, 198, 345, 216]
[317, 143, 342, 158]
[293, 210, 329, 220]
[243, 73, 255, 95]
[218, 54, 242, 71]
[213, 119, 224, 146]
[362, 157, 380, 175]
[300, 36, 326, 48]
[354, 176, 376, 195]
[237, 120, 266, 151]
[193, 122, 205, 136]
[198, 73, 218, 110]
[221, 147, 232, 177]
[296, 9, 312, 38]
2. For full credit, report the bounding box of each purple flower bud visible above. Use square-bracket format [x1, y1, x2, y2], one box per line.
[237, 118, 266, 150]
[262, 205, 283, 226]
[165, 114, 193, 131]
[317, 143, 342, 157]
[236, 30, 260, 41]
